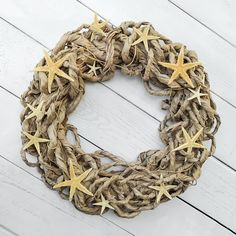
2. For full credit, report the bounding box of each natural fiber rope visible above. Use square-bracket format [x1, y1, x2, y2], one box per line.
[20, 21, 220, 218]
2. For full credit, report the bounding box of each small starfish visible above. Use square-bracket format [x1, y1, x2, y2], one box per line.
[158, 46, 201, 88]
[172, 127, 205, 154]
[93, 194, 114, 215]
[132, 25, 159, 52]
[149, 174, 176, 203]
[87, 61, 101, 77]
[89, 14, 108, 40]
[53, 159, 93, 201]
[188, 86, 208, 105]
[25, 101, 44, 120]
[23, 130, 49, 156]
[34, 51, 74, 93]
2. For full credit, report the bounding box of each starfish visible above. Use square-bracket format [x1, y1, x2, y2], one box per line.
[188, 86, 208, 105]
[34, 51, 74, 93]
[149, 174, 176, 203]
[172, 127, 205, 154]
[23, 130, 49, 156]
[53, 159, 93, 201]
[132, 25, 159, 52]
[93, 194, 114, 215]
[89, 14, 108, 40]
[87, 61, 101, 77]
[158, 46, 201, 88]
[25, 101, 44, 120]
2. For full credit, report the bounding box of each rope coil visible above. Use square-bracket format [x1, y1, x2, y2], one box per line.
[20, 20, 220, 218]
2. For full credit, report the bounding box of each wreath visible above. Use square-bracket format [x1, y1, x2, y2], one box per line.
[20, 15, 220, 218]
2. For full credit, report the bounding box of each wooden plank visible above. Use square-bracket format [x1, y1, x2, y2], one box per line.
[170, 0, 236, 47]
[0, 156, 131, 236]
[0, 1, 236, 170]
[0, 88, 233, 236]
[1, 0, 236, 108]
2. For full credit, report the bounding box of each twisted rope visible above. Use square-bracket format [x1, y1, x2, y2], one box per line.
[20, 21, 220, 218]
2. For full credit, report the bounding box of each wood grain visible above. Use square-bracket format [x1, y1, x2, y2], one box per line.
[170, 0, 236, 47]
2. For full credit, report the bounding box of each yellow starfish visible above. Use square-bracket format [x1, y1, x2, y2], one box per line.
[93, 194, 114, 215]
[158, 46, 201, 88]
[132, 25, 159, 52]
[172, 127, 205, 154]
[23, 130, 49, 156]
[25, 101, 44, 120]
[149, 174, 176, 203]
[89, 14, 108, 40]
[34, 51, 74, 93]
[188, 86, 208, 105]
[53, 159, 93, 201]
[87, 61, 101, 77]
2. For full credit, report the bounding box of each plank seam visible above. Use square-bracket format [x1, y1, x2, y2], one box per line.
[168, 0, 236, 48]
[0, 154, 134, 236]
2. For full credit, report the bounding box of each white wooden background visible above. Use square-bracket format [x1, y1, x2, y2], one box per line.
[0, 0, 236, 235]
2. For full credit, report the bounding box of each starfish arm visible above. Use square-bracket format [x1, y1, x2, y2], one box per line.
[47, 72, 55, 94]
[107, 203, 115, 210]
[133, 27, 143, 37]
[172, 142, 189, 152]
[25, 111, 36, 120]
[143, 26, 150, 35]
[37, 137, 50, 143]
[182, 127, 191, 141]
[143, 40, 149, 52]
[43, 51, 53, 66]
[78, 168, 93, 181]
[27, 104, 35, 111]
[163, 189, 173, 200]
[69, 185, 76, 201]
[177, 46, 185, 65]
[33, 66, 49, 72]
[55, 69, 74, 82]
[192, 143, 205, 149]
[192, 128, 203, 142]
[156, 191, 163, 204]
[55, 54, 71, 67]
[69, 160, 76, 179]
[181, 71, 194, 88]
[197, 96, 202, 105]
[22, 131, 34, 140]
[53, 180, 72, 189]
[158, 61, 177, 70]
[183, 62, 201, 70]
[149, 185, 161, 191]
[187, 94, 197, 102]
[38, 101, 44, 109]
[23, 140, 34, 150]
[165, 185, 176, 190]
[168, 70, 180, 85]
[34, 142, 41, 156]
[147, 35, 160, 40]
[100, 205, 106, 215]
[77, 183, 93, 196]
[132, 37, 144, 46]
[93, 202, 103, 206]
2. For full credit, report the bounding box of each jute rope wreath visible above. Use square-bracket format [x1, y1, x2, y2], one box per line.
[20, 15, 221, 218]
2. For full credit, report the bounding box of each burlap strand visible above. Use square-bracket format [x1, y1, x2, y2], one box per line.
[20, 21, 220, 218]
